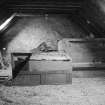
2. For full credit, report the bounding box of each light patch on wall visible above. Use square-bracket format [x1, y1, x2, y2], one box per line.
[4, 15, 86, 53]
[8, 26, 61, 52]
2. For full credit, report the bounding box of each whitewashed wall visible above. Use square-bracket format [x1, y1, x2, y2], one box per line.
[3, 15, 86, 53]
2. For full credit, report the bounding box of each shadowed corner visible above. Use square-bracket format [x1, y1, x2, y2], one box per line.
[12, 53, 32, 79]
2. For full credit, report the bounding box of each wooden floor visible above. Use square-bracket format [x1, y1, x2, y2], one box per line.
[1, 66, 105, 105]
[1, 77, 105, 105]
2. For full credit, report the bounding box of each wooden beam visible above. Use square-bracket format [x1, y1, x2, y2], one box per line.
[72, 62, 105, 68]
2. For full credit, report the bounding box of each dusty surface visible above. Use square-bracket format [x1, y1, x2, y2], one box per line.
[2, 15, 86, 53]
[0, 77, 105, 105]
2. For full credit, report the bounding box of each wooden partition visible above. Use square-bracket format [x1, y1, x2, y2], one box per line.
[10, 52, 72, 85]
[61, 38, 105, 68]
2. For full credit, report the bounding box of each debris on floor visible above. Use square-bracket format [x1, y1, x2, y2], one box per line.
[0, 77, 105, 105]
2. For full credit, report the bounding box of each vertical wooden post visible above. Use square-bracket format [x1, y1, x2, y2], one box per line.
[66, 72, 72, 84]
[11, 53, 15, 71]
[41, 72, 46, 85]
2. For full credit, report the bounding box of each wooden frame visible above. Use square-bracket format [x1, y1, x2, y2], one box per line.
[62, 38, 105, 68]
[11, 52, 72, 85]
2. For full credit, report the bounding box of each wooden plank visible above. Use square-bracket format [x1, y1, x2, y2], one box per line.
[29, 60, 72, 72]
[72, 62, 105, 68]
[29, 60, 72, 85]
[40, 72, 46, 85]
[41, 72, 72, 85]
[63, 38, 105, 42]
[73, 70, 105, 78]
[12, 74, 41, 86]
[66, 73, 72, 83]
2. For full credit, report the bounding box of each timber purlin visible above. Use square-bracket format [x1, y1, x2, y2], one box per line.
[6, 1, 81, 14]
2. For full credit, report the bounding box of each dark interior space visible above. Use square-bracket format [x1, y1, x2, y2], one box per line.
[0, 0, 105, 76]
[0, 0, 105, 81]
[0, 0, 105, 104]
